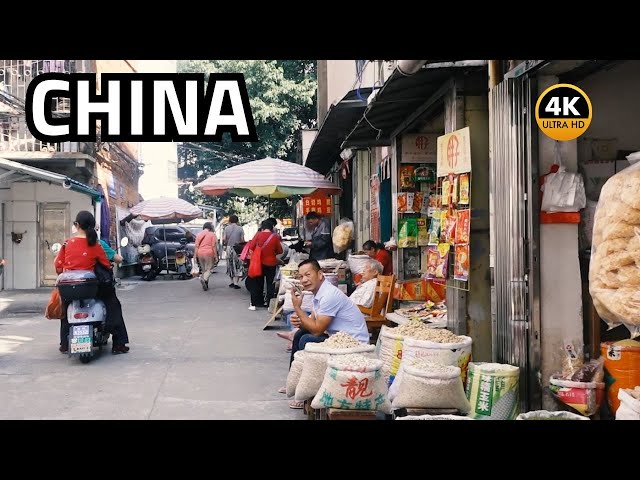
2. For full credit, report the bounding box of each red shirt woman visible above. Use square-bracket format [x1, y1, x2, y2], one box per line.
[55, 236, 111, 273]
[363, 240, 393, 276]
[249, 229, 283, 267]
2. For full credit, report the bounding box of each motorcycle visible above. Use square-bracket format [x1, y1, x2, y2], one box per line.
[51, 237, 129, 364]
[175, 238, 191, 280]
[137, 243, 158, 281]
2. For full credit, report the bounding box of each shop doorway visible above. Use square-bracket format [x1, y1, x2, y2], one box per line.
[39, 203, 69, 287]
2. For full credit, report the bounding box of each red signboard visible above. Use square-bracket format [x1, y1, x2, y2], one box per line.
[302, 195, 332, 215]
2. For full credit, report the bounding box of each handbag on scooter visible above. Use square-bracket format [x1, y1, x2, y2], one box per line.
[95, 262, 115, 285]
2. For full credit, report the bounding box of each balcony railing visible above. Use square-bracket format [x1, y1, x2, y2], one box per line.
[0, 60, 93, 154]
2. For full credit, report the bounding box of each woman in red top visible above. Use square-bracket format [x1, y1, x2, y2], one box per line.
[363, 240, 393, 276]
[54, 211, 130, 354]
[246, 220, 282, 310]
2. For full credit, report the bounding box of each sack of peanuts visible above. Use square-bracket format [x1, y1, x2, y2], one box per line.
[294, 332, 375, 402]
[589, 157, 640, 338]
[391, 359, 471, 414]
[311, 354, 392, 414]
[388, 332, 472, 402]
[286, 351, 306, 398]
[377, 321, 440, 387]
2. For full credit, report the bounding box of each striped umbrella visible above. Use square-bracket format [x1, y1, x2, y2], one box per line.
[130, 197, 202, 222]
[194, 157, 342, 198]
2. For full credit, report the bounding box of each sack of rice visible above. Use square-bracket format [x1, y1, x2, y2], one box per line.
[286, 351, 306, 398]
[388, 332, 472, 402]
[311, 354, 392, 414]
[465, 362, 520, 420]
[395, 414, 473, 420]
[378, 321, 436, 387]
[390, 359, 471, 413]
[294, 333, 375, 402]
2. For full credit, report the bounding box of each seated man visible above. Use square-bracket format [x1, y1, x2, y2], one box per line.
[349, 259, 383, 309]
[285, 259, 370, 409]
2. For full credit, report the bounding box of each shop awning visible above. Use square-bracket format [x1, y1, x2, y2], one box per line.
[342, 62, 487, 149]
[305, 87, 373, 175]
[0, 157, 101, 200]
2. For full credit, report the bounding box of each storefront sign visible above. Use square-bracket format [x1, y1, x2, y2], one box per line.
[370, 174, 380, 242]
[401, 134, 438, 163]
[437, 127, 472, 176]
[302, 195, 332, 215]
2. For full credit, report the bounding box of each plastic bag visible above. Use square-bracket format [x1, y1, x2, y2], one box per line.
[541, 142, 587, 213]
[588, 157, 640, 338]
[332, 218, 354, 254]
[45, 288, 64, 320]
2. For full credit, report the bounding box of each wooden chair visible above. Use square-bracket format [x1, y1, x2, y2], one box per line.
[358, 274, 395, 343]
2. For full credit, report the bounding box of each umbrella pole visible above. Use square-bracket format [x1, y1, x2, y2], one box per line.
[164, 228, 169, 274]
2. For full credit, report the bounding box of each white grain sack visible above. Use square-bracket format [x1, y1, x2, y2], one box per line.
[311, 354, 392, 414]
[391, 360, 471, 414]
[388, 335, 473, 402]
[294, 341, 375, 402]
[395, 414, 473, 420]
[286, 350, 306, 398]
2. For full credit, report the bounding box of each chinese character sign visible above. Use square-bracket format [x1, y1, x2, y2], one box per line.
[302, 195, 333, 215]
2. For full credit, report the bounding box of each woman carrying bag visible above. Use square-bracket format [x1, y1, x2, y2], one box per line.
[245, 220, 282, 310]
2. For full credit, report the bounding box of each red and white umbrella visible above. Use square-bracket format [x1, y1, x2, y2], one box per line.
[130, 197, 202, 222]
[194, 157, 342, 198]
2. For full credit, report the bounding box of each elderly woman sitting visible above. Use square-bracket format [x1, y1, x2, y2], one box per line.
[349, 258, 383, 308]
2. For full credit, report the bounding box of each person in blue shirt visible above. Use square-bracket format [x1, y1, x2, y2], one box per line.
[97, 239, 130, 354]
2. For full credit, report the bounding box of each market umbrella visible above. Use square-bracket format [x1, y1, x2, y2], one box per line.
[194, 157, 342, 199]
[129, 197, 203, 273]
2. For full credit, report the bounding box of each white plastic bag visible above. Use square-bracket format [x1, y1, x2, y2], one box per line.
[616, 387, 640, 420]
[589, 158, 640, 338]
[541, 142, 587, 212]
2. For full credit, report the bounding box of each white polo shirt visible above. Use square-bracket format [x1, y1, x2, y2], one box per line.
[313, 279, 370, 344]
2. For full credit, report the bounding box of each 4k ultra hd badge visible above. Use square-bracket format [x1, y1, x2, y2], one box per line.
[535, 84, 592, 141]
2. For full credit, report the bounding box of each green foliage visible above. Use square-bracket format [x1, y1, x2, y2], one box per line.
[177, 60, 317, 220]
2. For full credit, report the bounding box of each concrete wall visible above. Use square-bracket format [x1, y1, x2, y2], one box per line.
[0, 182, 93, 290]
[576, 60, 640, 151]
[465, 95, 492, 362]
[317, 60, 388, 125]
[537, 75, 584, 410]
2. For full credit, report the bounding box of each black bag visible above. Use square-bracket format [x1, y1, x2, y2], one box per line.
[95, 262, 114, 285]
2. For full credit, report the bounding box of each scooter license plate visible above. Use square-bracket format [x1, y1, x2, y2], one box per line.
[70, 325, 92, 354]
[142, 265, 152, 271]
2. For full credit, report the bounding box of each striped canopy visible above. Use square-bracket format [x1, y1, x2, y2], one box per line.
[194, 157, 342, 199]
[130, 197, 202, 221]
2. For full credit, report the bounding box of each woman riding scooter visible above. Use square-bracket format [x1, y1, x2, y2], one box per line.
[54, 211, 130, 354]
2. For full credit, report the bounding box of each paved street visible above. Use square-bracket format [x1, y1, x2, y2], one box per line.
[0, 262, 302, 420]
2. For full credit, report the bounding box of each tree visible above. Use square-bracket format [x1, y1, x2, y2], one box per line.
[177, 60, 317, 220]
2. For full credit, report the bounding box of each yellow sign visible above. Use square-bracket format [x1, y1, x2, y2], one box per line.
[535, 83, 592, 141]
[436, 127, 471, 177]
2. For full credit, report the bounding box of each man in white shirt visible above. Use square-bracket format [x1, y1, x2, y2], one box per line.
[349, 259, 383, 309]
[290, 259, 369, 362]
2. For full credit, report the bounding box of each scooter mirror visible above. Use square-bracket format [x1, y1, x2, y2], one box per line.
[120, 237, 129, 248]
[51, 243, 62, 254]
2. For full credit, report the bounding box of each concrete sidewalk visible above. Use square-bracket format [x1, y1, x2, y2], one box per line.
[0, 263, 303, 420]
